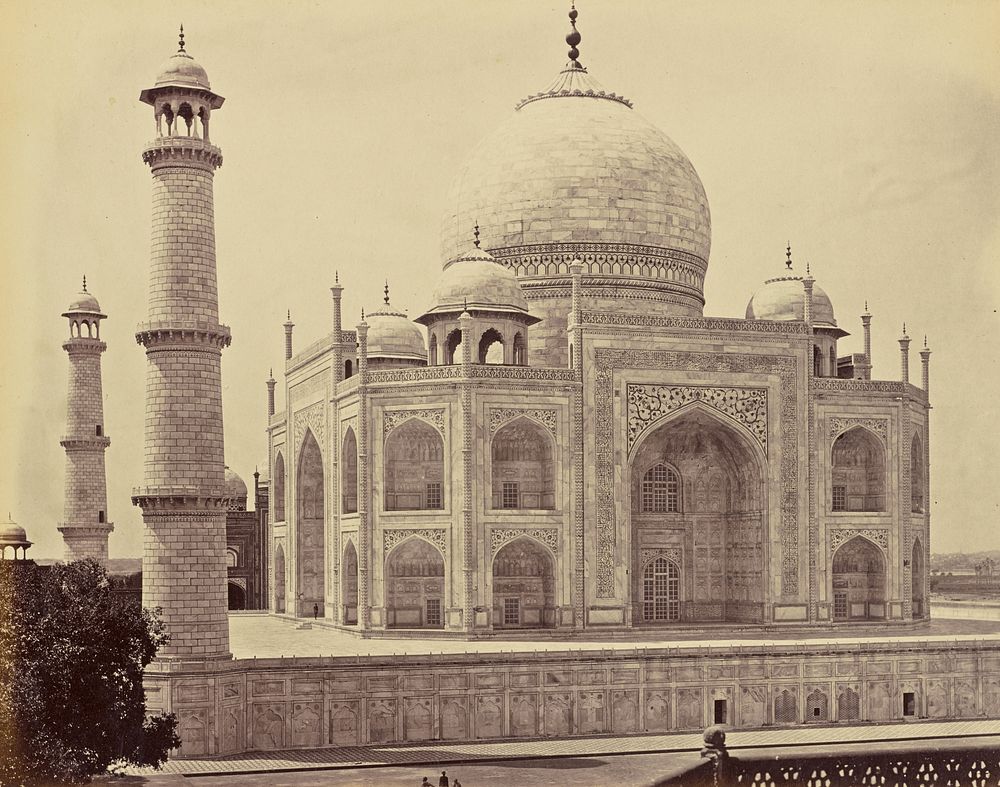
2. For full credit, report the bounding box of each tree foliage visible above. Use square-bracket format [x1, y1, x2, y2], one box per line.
[0, 560, 179, 784]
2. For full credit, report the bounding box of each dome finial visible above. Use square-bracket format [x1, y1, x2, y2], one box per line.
[566, 3, 582, 66]
[82, 274, 88, 292]
[785, 242, 793, 270]
[473, 223, 481, 249]
[384, 280, 390, 305]
[178, 24, 186, 53]
[806, 261, 811, 276]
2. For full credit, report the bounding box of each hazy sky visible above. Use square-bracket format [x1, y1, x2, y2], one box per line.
[1, 1, 998, 559]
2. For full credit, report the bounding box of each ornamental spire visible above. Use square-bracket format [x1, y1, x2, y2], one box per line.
[383, 280, 390, 305]
[785, 242, 793, 270]
[178, 24, 186, 53]
[82, 275, 88, 292]
[473, 223, 481, 249]
[566, 3, 582, 66]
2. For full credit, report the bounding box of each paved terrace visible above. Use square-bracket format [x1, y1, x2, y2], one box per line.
[226, 613, 1000, 660]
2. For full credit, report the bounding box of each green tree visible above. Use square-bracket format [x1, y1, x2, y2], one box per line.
[0, 559, 179, 785]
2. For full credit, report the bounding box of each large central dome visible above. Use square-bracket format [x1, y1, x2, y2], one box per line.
[440, 17, 711, 367]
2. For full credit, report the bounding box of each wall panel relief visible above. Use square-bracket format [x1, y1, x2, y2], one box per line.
[489, 407, 558, 437]
[543, 693, 573, 736]
[579, 691, 606, 734]
[368, 699, 398, 744]
[475, 694, 504, 739]
[330, 701, 359, 746]
[404, 698, 434, 741]
[740, 686, 766, 727]
[290, 702, 323, 747]
[177, 710, 208, 756]
[510, 695, 538, 737]
[441, 697, 469, 739]
[252, 703, 285, 750]
[292, 402, 325, 454]
[676, 687, 704, 729]
[383, 408, 445, 436]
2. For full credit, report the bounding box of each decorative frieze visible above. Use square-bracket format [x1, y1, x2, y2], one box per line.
[383, 528, 447, 557]
[489, 408, 558, 437]
[813, 378, 908, 395]
[639, 547, 682, 566]
[383, 408, 445, 437]
[292, 402, 325, 453]
[626, 385, 767, 454]
[829, 417, 888, 443]
[829, 528, 889, 555]
[581, 311, 810, 335]
[595, 349, 799, 599]
[490, 527, 559, 556]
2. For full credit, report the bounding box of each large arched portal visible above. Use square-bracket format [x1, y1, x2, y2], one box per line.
[491, 417, 556, 510]
[274, 543, 286, 613]
[384, 419, 444, 510]
[385, 538, 445, 629]
[831, 427, 886, 512]
[296, 430, 325, 616]
[228, 581, 246, 610]
[629, 407, 765, 625]
[342, 540, 359, 625]
[832, 536, 886, 620]
[492, 538, 556, 629]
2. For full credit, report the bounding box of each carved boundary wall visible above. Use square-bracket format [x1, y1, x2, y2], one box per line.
[594, 349, 799, 599]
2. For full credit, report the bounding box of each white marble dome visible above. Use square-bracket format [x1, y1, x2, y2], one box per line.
[155, 51, 212, 91]
[423, 247, 532, 318]
[365, 304, 427, 361]
[224, 466, 248, 510]
[746, 276, 837, 328]
[440, 66, 711, 274]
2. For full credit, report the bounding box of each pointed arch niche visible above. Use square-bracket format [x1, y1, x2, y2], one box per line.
[629, 406, 766, 625]
[911, 433, 925, 514]
[274, 542, 286, 614]
[491, 417, 555, 510]
[342, 540, 359, 625]
[273, 451, 286, 522]
[831, 536, 886, 620]
[911, 537, 926, 618]
[296, 430, 325, 616]
[342, 427, 358, 514]
[385, 537, 445, 629]
[492, 537, 556, 629]
[831, 427, 886, 512]
[384, 419, 444, 511]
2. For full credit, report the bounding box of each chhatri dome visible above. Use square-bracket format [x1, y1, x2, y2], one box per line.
[224, 466, 248, 511]
[364, 284, 428, 363]
[745, 246, 840, 330]
[423, 242, 534, 319]
[152, 26, 212, 91]
[441, 7, 710, 311]
[64, 276, 103, 315]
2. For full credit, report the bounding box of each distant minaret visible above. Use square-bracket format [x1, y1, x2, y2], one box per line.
[132, 28, 231, 660]
[58, 277, 113, 562]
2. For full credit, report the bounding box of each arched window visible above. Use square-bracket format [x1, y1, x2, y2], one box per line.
[226, 548, 238, 568]
[296, 430, 325, 616]
[273, 543, 286, 613]
[512, 332, 526, 366]
[227, 582, 246, 611]
[428, 334, 438, 366]
[491, 418, 555, 510]
[831, 536, 886, 620]
[479, 328, 504, 364]
[344, 359, 353, 379]
[445, 329, 462, 364]
[492, 538, 556, 628]
[829, 346, 837, 377]
[642, 557, 680, 621]
[911, 433, 924, 513]
[831, 427, 886, 512]
[641, 463, 680, 513]
[342, 428, 358, 514]
[384, 419, 444, 510]
[813, 345, 823, 377]
[273, 452, 286, 521]
[911, 537, 925, 617]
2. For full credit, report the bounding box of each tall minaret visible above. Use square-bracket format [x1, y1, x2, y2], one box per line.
[58, 277, 113, 562]
[132, 28, 231, 660]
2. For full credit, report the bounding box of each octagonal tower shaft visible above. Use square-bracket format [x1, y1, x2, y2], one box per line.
[59, 318, 113, 561]
[133, 83, 231, 660]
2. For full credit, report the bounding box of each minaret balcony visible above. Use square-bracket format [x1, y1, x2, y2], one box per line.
[142, 136, 222, 170]
[60, 435, 111, 450]
[135, 321, 231, 350]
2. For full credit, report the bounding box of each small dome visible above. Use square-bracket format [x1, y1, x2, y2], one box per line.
[224, 466, 248, 511]
[365, 303, 427, 361]
[418, 247, 534, 322]
[745, 276, 837, 327]
[0, 516, 29, 545]
[66, 290, 101, 314]
[155, 51, 211, 91]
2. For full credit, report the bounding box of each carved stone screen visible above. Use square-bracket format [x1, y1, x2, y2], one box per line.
[342, 428, 358, 514]
[273, 451, 285, 522]
[342, 541, 358, 624]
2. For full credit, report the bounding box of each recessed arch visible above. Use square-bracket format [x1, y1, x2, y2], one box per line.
[831, 426, 886, 512]
[911, 432, 925, 514]
[911, 536, 926, 618]
[492, 537, 556, 629]
[491, 416, 555, 510]
[479, 328, 504, 364]
[274, 543, 286, 613]
[428, 333, 438, 366]
[445, 329, 462, 364]
[629, 405, 766, 625]
[641, 556, 680, 622]
[831, 536, 886, 620]
[342, 539, 358, 625]
[512, 332, 526, 366]
[296, 428, 325, 616]
[273, 451, 286, 522]
[342, 427, 358, 514]
[384, 418, 444, 510]
[384, 536, 445, 629]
